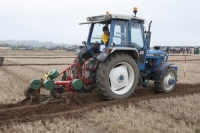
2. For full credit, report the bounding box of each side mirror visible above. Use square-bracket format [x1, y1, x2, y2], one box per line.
[154, 46, 161, 50]
[82, 41, 86, 45]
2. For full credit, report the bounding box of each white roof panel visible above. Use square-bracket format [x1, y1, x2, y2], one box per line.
[79, 13, 146, 25]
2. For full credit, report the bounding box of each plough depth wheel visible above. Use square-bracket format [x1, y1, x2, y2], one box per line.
[24, 86, 36, 98]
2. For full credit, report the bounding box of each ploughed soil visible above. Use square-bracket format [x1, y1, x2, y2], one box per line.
[0, 83, 200, 129]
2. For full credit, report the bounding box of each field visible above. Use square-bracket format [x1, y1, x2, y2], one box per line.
[0, 50, 200, 133]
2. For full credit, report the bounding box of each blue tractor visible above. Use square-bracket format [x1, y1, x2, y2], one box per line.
[24, 8, 178, 100]
[77, 8, 178, 99]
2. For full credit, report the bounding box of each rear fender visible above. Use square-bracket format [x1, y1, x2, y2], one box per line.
[154, 62, 174, 82]
[97, 47, 139, 62]
[77, 46, 92, 67]
[77, 46, 90, 57]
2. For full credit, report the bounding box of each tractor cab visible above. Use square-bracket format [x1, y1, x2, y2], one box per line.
[80, 11, 149, 69]
[80, 12, 146, 49]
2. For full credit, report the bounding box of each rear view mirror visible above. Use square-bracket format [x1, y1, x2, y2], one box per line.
[82, 41, 86, 45]
[154, 46, 161, 50]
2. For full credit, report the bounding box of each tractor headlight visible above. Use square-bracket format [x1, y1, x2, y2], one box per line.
[90, 17, 94, 21]
[82, 41, 86, 45]
[104, 15, 110, 19]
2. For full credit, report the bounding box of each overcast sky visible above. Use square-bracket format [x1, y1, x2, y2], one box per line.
[0, 0, 199, 46]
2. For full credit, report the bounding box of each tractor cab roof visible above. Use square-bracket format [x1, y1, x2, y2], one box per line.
[79, 14, 146, 25]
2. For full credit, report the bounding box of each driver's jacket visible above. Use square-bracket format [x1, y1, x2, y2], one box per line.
[101, 33, 109, 45]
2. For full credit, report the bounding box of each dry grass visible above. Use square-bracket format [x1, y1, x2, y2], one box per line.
[0, 70, 27, 103]
[4, 94, 200, 133]
[4, 58, 75, 64]
[1, 66, 43, 82]
[26, 65, 70, 74]
[168, 54, 200, 60]
[174, 61, 200, 84]
[0, 50, 74, 56]
[137, 94, 200, 129]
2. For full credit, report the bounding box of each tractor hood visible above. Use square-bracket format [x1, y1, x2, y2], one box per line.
[146, 50, 167, 56]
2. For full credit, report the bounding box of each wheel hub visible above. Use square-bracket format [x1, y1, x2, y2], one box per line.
[117, 74, 125, 83]
[108, 62, 135, 95]
[164, 73, 175, 90]
[168, 78, 175, 85]
[109, 65, 128, 91]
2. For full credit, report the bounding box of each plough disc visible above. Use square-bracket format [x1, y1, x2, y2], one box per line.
[50, 87, 65, 98]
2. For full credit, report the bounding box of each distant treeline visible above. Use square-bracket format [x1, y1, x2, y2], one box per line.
[0, 40, 79, 50]
[0, 40, 70, 47]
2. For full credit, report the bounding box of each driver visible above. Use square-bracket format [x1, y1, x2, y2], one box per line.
[101, 26, 110, 46]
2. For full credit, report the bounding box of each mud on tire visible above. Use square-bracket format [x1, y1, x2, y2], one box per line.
[96, 53, 139, 100]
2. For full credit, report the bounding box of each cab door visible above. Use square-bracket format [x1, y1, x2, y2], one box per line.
[112, 20, 129, 46]
[130, 21, 146, 70]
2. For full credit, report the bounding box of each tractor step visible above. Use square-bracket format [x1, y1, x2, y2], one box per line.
[141, 81, 150, 87]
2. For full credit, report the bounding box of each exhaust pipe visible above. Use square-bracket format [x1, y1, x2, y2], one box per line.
[148, 21, 152, 32]
[146, 21, 152, 49]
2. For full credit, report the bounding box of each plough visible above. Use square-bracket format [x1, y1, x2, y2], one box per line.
[24, 58, 98, 100]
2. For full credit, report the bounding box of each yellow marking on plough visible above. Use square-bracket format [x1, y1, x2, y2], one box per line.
[43, 73, 50, 80]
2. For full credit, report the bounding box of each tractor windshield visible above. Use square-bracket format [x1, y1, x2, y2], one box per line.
[91, 23, 110, 43]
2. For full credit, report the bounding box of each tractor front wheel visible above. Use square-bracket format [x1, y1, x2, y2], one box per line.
[155, 68, 177, 93]
[96, 53, 139, 100]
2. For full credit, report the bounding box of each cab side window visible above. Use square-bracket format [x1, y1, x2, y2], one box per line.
[131, 23, 144, 48]
[113, 21, 128, 45]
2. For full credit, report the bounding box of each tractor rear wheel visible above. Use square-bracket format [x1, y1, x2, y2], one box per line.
[96, 53, 139, 100]
[24, 86, 36, 98]
[155, 68, 177, 93]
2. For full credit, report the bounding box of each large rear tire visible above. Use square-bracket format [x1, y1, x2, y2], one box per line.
[155, 68, 177, 93]
[96, 53, 139, 100]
